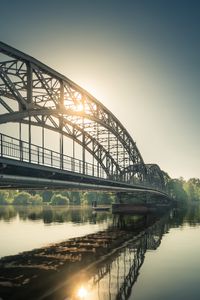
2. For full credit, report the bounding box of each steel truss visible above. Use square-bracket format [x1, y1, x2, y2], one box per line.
[0, 42, 166, 190]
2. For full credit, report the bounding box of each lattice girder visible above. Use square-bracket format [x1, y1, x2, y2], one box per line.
[0, 41, 148, 182]
[145, 164, 166, 190]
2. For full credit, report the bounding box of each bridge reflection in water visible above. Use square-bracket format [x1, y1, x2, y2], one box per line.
[0, 207, 173, 300]
[48, 212, 171, 300]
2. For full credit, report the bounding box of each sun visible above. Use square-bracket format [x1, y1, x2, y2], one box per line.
[75, 102, 84, 112]
[77, 286, 88, 299]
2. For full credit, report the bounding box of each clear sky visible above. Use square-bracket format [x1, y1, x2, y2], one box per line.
[0, 0, 199, 180]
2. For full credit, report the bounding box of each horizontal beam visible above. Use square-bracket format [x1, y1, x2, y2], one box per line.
[0, 174, 169, 196]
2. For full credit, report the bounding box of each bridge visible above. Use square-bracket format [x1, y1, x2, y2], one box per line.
[0, 41, 168, 196]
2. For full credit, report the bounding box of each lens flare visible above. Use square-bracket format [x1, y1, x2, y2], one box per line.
[77, 286, 88, 299]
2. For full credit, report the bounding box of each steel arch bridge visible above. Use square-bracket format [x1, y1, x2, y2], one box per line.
[0, 41, 167, 194]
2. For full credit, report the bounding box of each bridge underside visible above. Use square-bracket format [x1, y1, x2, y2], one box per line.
[0, 157, 168, 199]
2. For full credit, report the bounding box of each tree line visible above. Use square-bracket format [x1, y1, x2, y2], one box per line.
[0, 175, 199, 206]
[163, 173, 200, 204]
[0, 190, 115, 206]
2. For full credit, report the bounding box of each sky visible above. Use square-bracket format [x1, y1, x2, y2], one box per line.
[0, 0, 199, 180]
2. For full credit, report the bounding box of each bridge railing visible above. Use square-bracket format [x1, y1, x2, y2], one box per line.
[0, 133, 107, 179]
[0, 133, 167, 193]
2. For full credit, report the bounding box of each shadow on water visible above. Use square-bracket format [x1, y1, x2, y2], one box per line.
[0, 204, 200, 300]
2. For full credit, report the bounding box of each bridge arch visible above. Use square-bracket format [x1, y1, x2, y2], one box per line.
[0, 42, 148, 182]
[0, 42, 167, 191]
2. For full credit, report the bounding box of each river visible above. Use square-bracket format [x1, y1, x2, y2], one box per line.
[0, 206, 112, 258]
[0, 204, 200, 300]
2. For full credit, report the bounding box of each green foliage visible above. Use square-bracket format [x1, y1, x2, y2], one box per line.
[80, 192, 89, 206]
[84, 192, 94, 205]
[168, 178, 188, 203]
[30, 194, 43, 205]
[39, 190, 53, 202]
[50, 194, 69, 205]
[0, 191, 9, 205]
[69, 192, 81, 205]
[97, 192, 115, 205]
[13, 192, 32, 205]
[183, 178, 200, 201]
[165, 176, 200, 204]
[13, 191, 43, 205]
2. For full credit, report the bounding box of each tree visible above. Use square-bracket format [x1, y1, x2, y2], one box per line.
[69, 191, 81, 205]
[13, 192, 32, 205]
[29, 194, 43, 205]
[39, 190, 53, 202]
[184, 178, 200, 201]
[50, 194, 69, 205]
[97, 192, 115, 205]
[80, 192, 88, 206]
[167, 178, 188, 204]
[0, 191, 9, 205]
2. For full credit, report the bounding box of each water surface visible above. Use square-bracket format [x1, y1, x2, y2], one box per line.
[51, 204, 200, 300]
[1, 204, 200, 300]
[0, 205, 111, 258]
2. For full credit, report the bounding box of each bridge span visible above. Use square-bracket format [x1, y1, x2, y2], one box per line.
[0, 42, 168, 198]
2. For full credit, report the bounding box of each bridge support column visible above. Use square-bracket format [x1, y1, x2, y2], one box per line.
[19, 122, 23, 161]
[59, 118, 64, 170]
[82, 133, 85, 175]
[0, 133, 2, 156]
[72, 128, 75, 172]
[60, 132, 63, 170]
[42, 124, 44, 164]
[28, 117, 31, 163]
[82, 116, 85, 175]
[27, 62, 33, 163]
